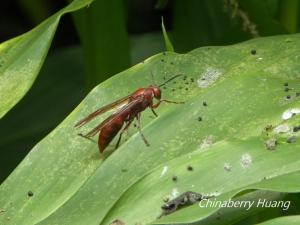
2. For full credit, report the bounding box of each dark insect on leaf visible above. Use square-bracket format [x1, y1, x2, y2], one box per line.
[159, 191, 212, 217]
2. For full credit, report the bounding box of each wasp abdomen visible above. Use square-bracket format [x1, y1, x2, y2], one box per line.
[98, 117, 125, 152]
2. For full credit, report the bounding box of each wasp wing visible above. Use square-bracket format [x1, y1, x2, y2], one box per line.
[81, 97, 144, 138]
[75, 95, 131, 128]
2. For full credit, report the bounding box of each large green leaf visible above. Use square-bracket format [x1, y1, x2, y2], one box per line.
[0, 0, 93, 119]
[190, 190, 289, 225]
[255, 215, 300, 225]
[0, 34, 300, 225]
[0, 46, 85, 183]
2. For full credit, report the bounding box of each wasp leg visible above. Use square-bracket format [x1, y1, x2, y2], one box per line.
[151, 108, 158, 117]
[152, 99, 184, 109]
[115, 119, 134, 149]
[78, 133, 96, 143]
[136, 113, 150, 147]
[160, 99, 185, 104]
[152, 101, 161, 109]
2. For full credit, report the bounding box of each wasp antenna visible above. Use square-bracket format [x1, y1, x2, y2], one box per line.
[159, 74, 183, 87]
[150, 71, 157, 86]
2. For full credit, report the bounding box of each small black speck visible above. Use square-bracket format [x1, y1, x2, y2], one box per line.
[187, 165, 193, 171]
[284, 82, 288, 86]
[185, 88, 188, 91]
[28, 191, 34, 197]
[293, 126, 300, 132]
[286, 95, 291, 100]
[203, 101, 207, 106]
[133, 123, 137, 127]
[198, 117, 202, 122]
[161, 59, 165, 62]
[170, 62, 174, 65]
[172, 176, 178, 182]
[251, 49, 256, 55]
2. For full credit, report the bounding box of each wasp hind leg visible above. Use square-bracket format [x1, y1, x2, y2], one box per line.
[78, 133, 96, 143]
[136, 113, 150, 147]
[115, 119, 134, 149]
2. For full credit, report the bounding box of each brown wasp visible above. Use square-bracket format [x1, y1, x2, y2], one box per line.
[75, 74, 184, 153]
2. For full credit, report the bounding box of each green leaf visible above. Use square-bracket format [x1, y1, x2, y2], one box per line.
[0, 46, 85, 183]
[0, 0, 93, 119]
[148, 141, 300, 224]
[1, 34, 300, 225]
[189, 190, 287, 225]
[255, 215, 300, 225]
[161, 17, 175, 52]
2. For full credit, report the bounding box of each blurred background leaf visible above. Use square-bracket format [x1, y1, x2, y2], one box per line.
[71, 0, 131, 91]
[161, 17, 174, 51]
[0, 0, 94, 119]
[0, 46, 85, 182]
[255, 215, 300, 225]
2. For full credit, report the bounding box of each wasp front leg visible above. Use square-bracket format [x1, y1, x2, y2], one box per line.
[152, 99, 184, 109]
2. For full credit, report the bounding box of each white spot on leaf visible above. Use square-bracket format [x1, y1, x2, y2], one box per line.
[240, 153, 252, 168]
[171, 188, 180, 199]
[197, 67, 222, 88]
[274, 124, 290, 134]
[160, 166, 168, 177]
[282, 108, 300, 120]
[200, 135, 215, 150]
[204, 191, 221, 197]
[224, 163, 232, 172]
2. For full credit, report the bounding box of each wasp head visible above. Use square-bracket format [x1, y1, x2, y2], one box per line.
[151, 86, 161, 100]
